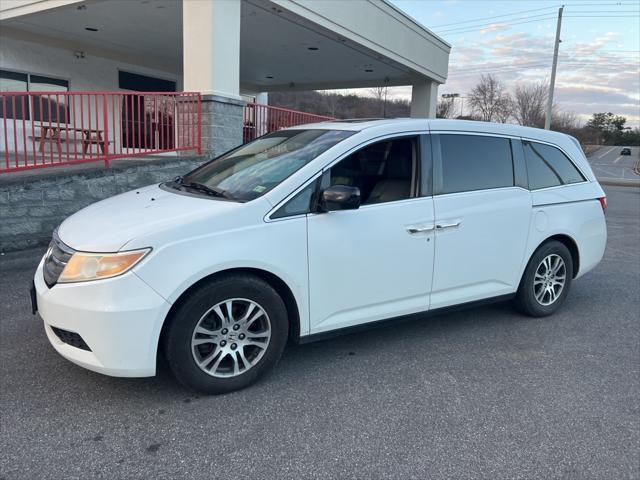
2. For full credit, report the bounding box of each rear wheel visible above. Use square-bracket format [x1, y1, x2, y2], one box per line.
[515, 240, 573, 317]
[163, 274, 288, 394]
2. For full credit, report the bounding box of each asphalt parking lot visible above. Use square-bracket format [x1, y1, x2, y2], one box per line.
[587, 145, 639, 181]
[1, 185, 638, 479]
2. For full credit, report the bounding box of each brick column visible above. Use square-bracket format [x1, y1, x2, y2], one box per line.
[199, 94, 245, 157]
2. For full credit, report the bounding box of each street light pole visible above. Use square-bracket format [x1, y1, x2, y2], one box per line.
[545, 5, 564, 130]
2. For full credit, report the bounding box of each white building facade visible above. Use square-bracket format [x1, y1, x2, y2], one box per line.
[0, 0, 450, 158]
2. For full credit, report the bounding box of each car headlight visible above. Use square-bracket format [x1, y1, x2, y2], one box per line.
[58, 248, 151, 283]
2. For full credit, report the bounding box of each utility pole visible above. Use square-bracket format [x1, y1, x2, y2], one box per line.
[545, 5, 564, 130]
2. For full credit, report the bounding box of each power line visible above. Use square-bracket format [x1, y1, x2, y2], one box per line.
[435, 13, 558, 33]
[447, 60, 635, 78]
[432, 6, 637, 33]
[564, 14, 640, 17]
[431, 5, 559, 29]
[562, 9, 640, 12]
[562, 2, 640, 6]
[440, 17, 560, 36]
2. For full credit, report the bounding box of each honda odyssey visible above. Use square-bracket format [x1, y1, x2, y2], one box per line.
[33, 119, 607, 394]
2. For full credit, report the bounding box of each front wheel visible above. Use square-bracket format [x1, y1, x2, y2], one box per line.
[163, 274, 289, 394]
[515, 240, 574, 317]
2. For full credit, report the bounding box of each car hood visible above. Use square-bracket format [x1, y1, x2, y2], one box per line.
[57, 184, 242, 252]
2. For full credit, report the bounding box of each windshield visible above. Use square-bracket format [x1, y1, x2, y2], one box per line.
[175, 129, 354, 201]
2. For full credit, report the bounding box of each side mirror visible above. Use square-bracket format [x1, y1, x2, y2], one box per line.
[321, 185, 361, 212]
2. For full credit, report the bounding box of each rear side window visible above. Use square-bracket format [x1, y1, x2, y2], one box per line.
[523, 141, 585, 190]
[438, 134, 514, 194]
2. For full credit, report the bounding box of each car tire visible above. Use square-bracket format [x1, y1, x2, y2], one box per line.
[163, 273, 289, 394]
[515, 240, 574, 317]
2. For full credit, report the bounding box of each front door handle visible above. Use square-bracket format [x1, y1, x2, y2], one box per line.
[406, 224, 435, 235]
[436, 220, 462, 231]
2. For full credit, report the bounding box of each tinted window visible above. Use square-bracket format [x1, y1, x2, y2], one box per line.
[523, 141, 585, 189]
[439, 134, 513, 194]
[328, 136, 418, 205]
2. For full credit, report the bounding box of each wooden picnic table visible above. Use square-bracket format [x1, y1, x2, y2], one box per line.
[38, 126, 106, 154]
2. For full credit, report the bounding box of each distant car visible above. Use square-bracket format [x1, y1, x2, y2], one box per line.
[33, 119, 608, 394]
[620, 148, 631, 155]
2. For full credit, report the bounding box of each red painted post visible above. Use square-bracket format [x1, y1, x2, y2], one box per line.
[20, 95, 27, 168]
[102, 93, 110, 168]
[80, 94, 86, 163]
[2, 96, 9, 170]
[11, 96, 18, 167]
[29, 95, 36, 167]
[196, 93, 202, 155]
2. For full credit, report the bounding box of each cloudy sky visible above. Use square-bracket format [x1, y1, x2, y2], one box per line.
[382, 0, 640, 127]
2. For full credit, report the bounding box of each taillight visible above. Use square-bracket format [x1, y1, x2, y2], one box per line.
[598, 196, 607, 214]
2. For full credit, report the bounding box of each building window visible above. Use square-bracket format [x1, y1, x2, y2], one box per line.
[118, 71, 176, 92]
[0, 70, 69, 122]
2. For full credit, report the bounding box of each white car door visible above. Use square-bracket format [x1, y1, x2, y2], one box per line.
[307, 134, 435, 334]
[430, 133, 532, 309]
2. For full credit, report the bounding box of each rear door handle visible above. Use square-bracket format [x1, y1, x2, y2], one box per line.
[436, 220, 462, 231]
[406, 224, 435, 235]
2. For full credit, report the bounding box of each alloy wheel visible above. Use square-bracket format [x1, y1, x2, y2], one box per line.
[191, 298, 271, 378]
[533, 254, 567, 306]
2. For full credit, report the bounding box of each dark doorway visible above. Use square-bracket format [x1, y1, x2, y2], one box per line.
[119, 71, 176, 150]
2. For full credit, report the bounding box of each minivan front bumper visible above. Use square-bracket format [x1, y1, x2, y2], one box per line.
[34, 258, 171, 377]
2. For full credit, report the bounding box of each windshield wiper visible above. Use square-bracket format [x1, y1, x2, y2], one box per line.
[179, 180, 234, 200]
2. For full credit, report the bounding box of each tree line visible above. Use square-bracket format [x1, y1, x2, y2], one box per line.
[268, 75, 639, 147]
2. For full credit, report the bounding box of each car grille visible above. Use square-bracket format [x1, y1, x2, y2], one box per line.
[51, 326, 92, 351]
[43, 231, 75, 288]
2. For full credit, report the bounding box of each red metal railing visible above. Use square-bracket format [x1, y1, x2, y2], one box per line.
[0, 91, 201, 172]
[243, 102, 334, 143]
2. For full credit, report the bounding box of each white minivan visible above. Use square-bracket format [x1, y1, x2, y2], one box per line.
[33, 119, 607, 393]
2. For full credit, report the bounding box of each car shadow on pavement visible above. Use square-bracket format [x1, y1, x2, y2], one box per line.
[36, 299, 526, 401]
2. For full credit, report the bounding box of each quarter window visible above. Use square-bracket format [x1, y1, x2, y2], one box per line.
[271, 181, 316, 219]
[438, 134, 514, 194]
[523, 141, 585, 189]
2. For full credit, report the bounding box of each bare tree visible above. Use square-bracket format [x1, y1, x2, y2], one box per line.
[512, 82, 549, 127]
[552, 110, 580, 131]
[494, 94, 513, 123]
[369, 85, 389, 117]
[323, 92, 340, 118]
[436, 97, 455, 118]
[468, 74, 509, 122]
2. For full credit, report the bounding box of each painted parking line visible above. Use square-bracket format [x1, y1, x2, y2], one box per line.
[596, 146, 617, 159]
[613, 155, 624, 164]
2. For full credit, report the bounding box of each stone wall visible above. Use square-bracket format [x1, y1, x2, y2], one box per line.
[200, 94, 245, 157]
[0, 156, 205, 252]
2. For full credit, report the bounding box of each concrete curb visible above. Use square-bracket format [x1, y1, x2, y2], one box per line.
[598, 177, 640, 188]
